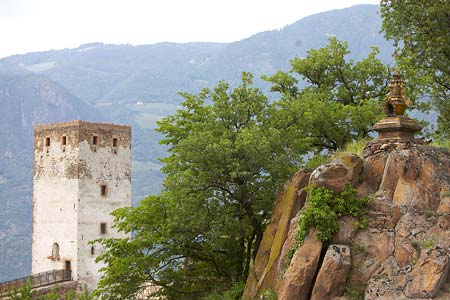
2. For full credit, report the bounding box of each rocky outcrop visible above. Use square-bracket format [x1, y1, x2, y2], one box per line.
[311, 244, 351, 300]
[310, 154, 363, 192]
[406, 246, 450, 298]
[278, 229, 322, 300]
[243, 142, 450, 300]
[243, 170, 311, 300]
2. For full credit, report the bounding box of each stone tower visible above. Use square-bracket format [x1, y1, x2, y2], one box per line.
[32, 121, 131, 291]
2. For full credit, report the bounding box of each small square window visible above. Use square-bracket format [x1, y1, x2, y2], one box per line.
[100, 185, 108, 196]
[100, 223, 107, 234]
[112, 138, 118, 148]
[90, 246, 95, 255]
[45, 137, 51, 147]
[62, 136, 67, 145]
[92, 135, 98, 145]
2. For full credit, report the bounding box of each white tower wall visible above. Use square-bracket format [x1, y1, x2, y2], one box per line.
[32, 178, 79, 276]
[77, 138, 131, 289]
[32, 121, 131, 291]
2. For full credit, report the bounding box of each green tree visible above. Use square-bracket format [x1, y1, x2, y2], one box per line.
[94, 39, 391, 300]
[264, 37, 390, 153]
[381, 0, 450, 138]
[94, 73, 299, 300]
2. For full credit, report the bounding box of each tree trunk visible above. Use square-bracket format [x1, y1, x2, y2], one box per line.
[242, 202, 263, 260]
[243, 232, 255, 280]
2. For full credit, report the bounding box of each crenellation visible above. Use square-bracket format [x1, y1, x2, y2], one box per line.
[34, 120, 131, 153]
[34, 123, 81, 153]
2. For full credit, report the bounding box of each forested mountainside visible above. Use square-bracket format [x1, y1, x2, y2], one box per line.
[0, 74, 103, 280]
[0, 5, 391, 106]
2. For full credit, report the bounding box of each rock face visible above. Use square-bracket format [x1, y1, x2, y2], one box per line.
[309, 154, 363, 192]
[242, 170, 311, 300]
[278, 229, 322, 300]
[243, 142, 450, 300]
[406, 246, 450, 298]
[310, 244, 351, 300]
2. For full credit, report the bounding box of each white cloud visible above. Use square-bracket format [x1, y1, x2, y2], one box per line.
[0, 0, 380, 58]
[0, 0, 35, 16]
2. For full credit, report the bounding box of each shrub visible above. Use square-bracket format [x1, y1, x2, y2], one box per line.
[422, 235, 436, 249]
[259, 289, 277, 300]
[345, 286, 365, 300]
[336, 139, 369, 157]
[410, 240, 421, 252]
[287, 184, 369, 262]
[204, 282, 245, 300]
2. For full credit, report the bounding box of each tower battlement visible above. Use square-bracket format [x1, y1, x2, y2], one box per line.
[32, 120, 131, 291]
[34, 120, 131, 153]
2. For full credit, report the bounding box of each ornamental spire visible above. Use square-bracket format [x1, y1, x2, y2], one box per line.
[373, 71, 421, 143]
[383, 70, 413, 116]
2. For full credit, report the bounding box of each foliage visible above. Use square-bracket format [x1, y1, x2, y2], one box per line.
[287, 184, 369, 261]
[0, 6, 394, 282]
[305, 154, 331, 170]
[422, 235, 437, 250]
[203, 282, 245, 300]
[381, 0, 450, 138]
[345, 286, 365, 300]
[410, 240, 421, 252]
[94, 73, 300, 300]
[431, 139, 450, 149]
[94, 38, 389, 300]
[335, 139, 369, 157]
[354, 244, 366, 255]
[259, 289, 277, 300]
[7, 278, 35, 300]
[264, 37, 390, 154]
[5, 282, 93, 300]
[64, 290, 76, 300]
[305, 138, 368, 170]
[424, 209, 436, 218]
[42, 287, 60, 300]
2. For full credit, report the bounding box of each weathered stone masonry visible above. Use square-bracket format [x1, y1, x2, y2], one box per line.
[32, 120, 131, 291]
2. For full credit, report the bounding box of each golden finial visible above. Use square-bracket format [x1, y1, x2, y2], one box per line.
[383, 70, 412, 116]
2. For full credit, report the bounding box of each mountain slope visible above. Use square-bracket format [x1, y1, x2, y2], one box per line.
[0, 74, 105, 281]
[0, 5, 392, 106]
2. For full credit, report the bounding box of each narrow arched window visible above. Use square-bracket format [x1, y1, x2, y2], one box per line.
[52, 243, 60, 260]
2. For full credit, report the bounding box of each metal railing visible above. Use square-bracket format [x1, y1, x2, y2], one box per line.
[0, 269, 72, 297]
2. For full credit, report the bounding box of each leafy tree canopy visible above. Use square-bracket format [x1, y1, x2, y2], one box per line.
[94, 38, 391, 300]
[381, 0, 450, 138]
[264, 37, 390, 152]
[95, 73, 299, 300]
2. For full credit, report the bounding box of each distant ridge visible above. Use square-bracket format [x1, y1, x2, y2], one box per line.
[0, 4, 391, 105]
[0, 73, 105, 281]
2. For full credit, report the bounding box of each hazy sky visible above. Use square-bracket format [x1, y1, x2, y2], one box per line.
[0, 0, 380, 59]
